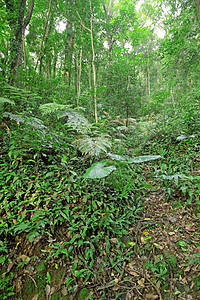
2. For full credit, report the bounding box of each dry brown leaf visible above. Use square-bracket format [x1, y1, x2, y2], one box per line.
[156, 280, 160, 289]
[184, 266, 191, 272]
[154, 243, 163, 250]
[129, 271, 139, 276]
[145, 294, 159, 299]
[110, 238, 118, 243]
[185, 224, 196, 232]
[18, 254, 30, 262]
[15, 278, 22, 293]
[7, 261, 15, 272]
[138, 278, 145, 287]
[168, 232, 175, 236]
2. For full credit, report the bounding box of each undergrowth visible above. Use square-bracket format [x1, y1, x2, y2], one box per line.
[0, 85, 200, 299]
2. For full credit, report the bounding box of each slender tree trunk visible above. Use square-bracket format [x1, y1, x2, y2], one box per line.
[35, 0, 52, 71]
[63, 21, 74, 86]
[89, 0, 98, 123]
[147, 47, 151, 97]
[5, 0, 34, 84]
[88, 61, 93, 114]
[194, 0, 200, 23]
[77, 46, 82, 107]
[76, 0, 98, 122]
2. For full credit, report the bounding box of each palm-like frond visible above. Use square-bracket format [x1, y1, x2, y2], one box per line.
[74, 134, 112, 156]
[39, 103, 72, 115]
[3, 113, 46, 130]
[0, 97, 15, 106]
[40, 103, 90, 133]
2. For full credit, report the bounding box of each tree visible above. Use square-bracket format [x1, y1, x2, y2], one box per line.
[5, 0, 34, 84]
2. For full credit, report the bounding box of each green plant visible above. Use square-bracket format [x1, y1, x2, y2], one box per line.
[145, 255, 169, 281]
[0, 272, 15, 299]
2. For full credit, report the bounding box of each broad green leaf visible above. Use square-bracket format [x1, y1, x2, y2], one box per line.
[177, 135, 187, 141]
[107, 152, 129, 162]
[84, 161, 116, 179]
[160, 174, 187, 180]
[127, 155, 161, 163]
[107, 153, 161, 163]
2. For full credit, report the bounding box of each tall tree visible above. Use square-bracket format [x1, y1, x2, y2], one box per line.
[5, 0, 34, 84]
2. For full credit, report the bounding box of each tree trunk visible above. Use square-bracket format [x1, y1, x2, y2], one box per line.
[63, 21, 74, 87]
[5, 0, 34, 84]
[194, 0, 200, 23]
[35, 0, 52, 71]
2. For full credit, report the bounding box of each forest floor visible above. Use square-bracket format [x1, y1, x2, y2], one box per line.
[1, 131, 200, 300]
[3, 178, 200, 300]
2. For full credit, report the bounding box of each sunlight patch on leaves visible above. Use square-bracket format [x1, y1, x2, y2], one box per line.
[3, 113, 46, 130]
[75, 134, 112, 156]
[84, 161, 116, 179]
[107, 153, 161, 163]
[0, 97, 15, 106]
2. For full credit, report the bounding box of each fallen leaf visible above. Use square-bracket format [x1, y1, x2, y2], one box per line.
[156, 280, 160, 289]
[110, 238, 118, 243]
[18, 255, 30, 263]
[143, 231, 150, 236]
[184, 266, 191, 272]
[15, 278, 22, 292]
[129, 271, 139, 276]
[168, 232, 175, 236]
[145, 294, 159, 299]
[138, 278, 145, 287]
[7, 261, 15, 272]
[185, 225, 196, 232]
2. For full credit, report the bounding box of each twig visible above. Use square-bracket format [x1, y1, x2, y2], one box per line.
[143, 271, 163, 300]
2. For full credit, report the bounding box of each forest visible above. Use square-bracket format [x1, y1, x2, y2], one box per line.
[0, 0, 200, 299]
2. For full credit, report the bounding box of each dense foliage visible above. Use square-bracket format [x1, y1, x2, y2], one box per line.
[0, 0, 200, 299]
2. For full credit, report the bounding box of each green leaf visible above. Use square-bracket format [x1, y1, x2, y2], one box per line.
[84, 161, 116, 179]
[127, 155, 161, 163]
[75, 269, 87, 277]
[107, 152, 129, 162]
[0, 97, 15, 106]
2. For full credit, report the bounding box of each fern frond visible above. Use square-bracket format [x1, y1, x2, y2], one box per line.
[0, 97, 15, 106]
[65, 110, 91, 133]
[3, 113, 46, 130]
[40, 102, 91, 133]
[74, 134, 111, 156]
[39, 103, 72, 115]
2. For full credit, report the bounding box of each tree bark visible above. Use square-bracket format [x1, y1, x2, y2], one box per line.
[35, 0, 52, 71]
[5, 0, 34, 84]
[194, 0, 200, 23]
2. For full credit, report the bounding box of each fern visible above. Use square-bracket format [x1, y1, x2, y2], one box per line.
[40, 103, 90, 133]
[39, 103, 73, 115]
[39, 102, 112, 157]
[3, 113, 46, 131]
[0, 97, 15, 106]
[74, 134, 112, 156]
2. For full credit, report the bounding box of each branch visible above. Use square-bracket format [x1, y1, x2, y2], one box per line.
[23, 0, 34, 29]
[76, 10, 91, 32]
